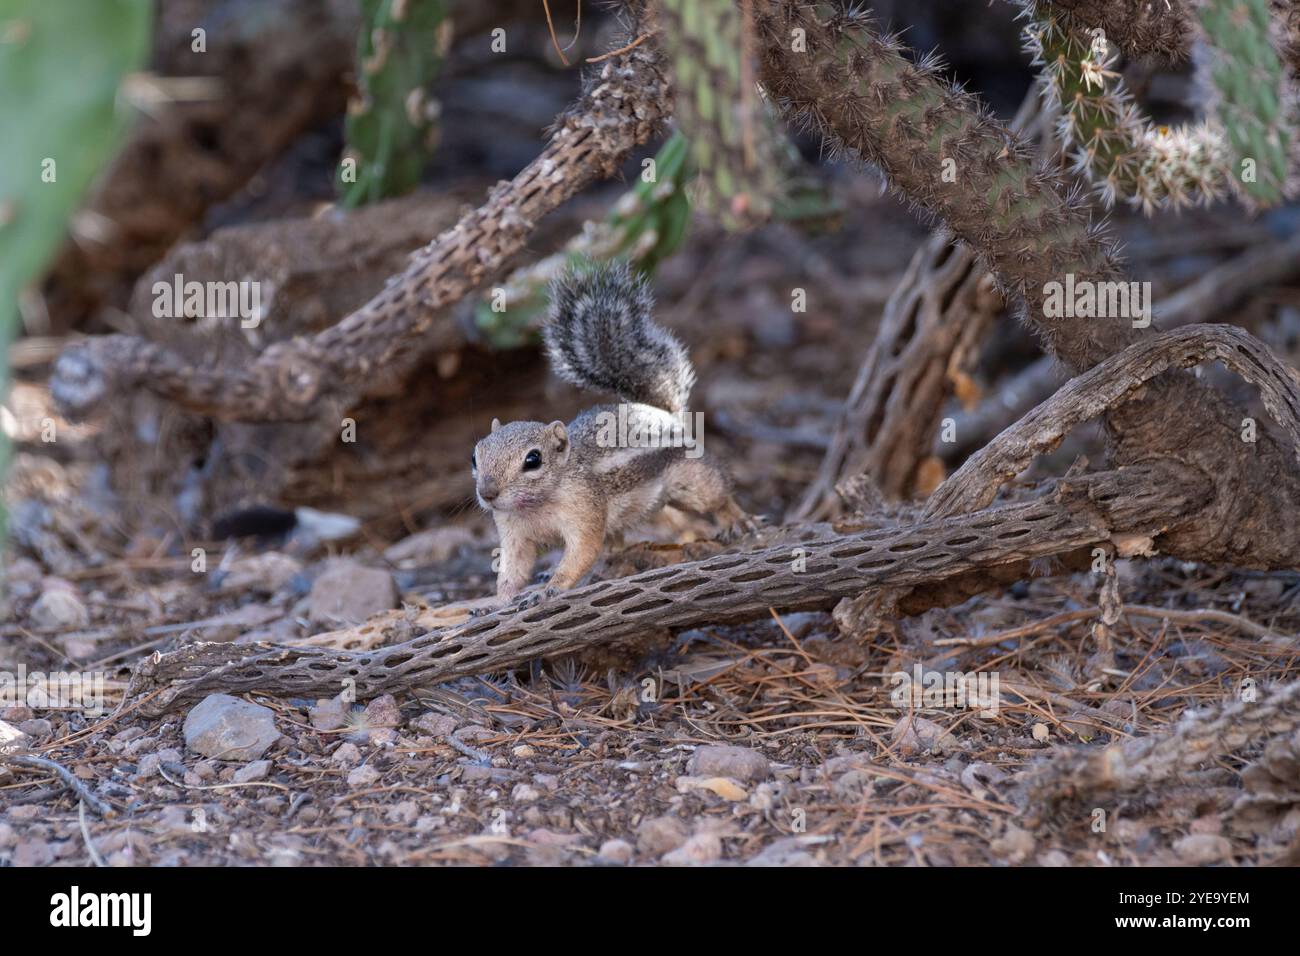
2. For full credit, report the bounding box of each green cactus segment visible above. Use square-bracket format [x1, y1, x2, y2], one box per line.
[474, 132, 694, 348]
[0, 0, 153, 539]
[1196, 0, 1293, 206]
[1026, 11, 1229, 213]
[656, 0, 788, 230]
[338, 0, 449, 208]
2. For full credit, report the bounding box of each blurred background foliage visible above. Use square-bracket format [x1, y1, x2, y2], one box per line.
[0, 0, 153, 535]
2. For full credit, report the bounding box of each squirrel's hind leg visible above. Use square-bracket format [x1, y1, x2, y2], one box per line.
[662, 458, 760, 540]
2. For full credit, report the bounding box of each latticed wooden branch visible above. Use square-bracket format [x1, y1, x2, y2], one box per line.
[927, 324, 1300, 518]
[50, 10, 669, 423]
[791, 234, 999, 521]
[127, 460, 1210, 714]
[791, 91, 1042, 521]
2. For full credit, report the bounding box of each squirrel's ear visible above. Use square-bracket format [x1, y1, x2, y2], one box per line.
[490, 417, 501, 433]
[546, 421, 569, 458]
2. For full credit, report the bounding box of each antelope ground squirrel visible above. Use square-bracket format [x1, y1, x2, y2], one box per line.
[472, 261, 755, 606]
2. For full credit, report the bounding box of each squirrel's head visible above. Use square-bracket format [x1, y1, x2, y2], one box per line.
[472, 417, 571, 513]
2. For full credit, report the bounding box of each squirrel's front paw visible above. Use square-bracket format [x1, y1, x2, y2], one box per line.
[718, 514, 765, 544]
[503, 585, 559, 612]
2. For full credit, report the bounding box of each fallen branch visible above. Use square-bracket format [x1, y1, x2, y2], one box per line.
[944, 230, 1300, 458]
[1020, 677, 1300, 808]
[926, 324, 1300, 518]
[50, 13, 669, 422]
[0, 754, 115, 817]
[790, 233, 999, 520]
[127, 461, 1211, 714]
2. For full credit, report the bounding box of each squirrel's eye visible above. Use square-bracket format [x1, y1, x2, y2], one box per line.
[470, 452, 477, 470]
[523, 449, 542, 471]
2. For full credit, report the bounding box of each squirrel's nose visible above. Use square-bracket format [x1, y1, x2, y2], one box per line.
[479, 482, 499, 502]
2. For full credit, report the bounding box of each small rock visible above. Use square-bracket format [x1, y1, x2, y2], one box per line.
[1031, 723, 1051, 743]
[183, 694, 281, 762]
[233, 760, 271, 784]
[1037, 850, 1072, 867]
[511, 783, 541, 803]
[512, 745, 536, 759]
[0, 823, 15, 848]
[1174, 833, 1233, 864]
[362, 694, 401, 728]
[347, 764, 381, 787]
[687, 745, 771, 783]
[220, 552, 302, 594]
[455, 725, 495, 744]
[136, 753, 163, 778]
[410, 711, 457, 737]
[331, 742, 363, 767]
[991, 824, 1036, 863]
[891, 716, 960, 755]
[663, 832, 722, 865]
[597, 838, 634, 865]
[29, 583, 89, 629]
[387, 801, 419, 825]
[636, 815, 688, 856]
[13, 838, 54, 866]
[746, 837, 818, 866]
[0, 719, 31, 753]
[17, 718, 53, 739]
[308, 560, 398, 626]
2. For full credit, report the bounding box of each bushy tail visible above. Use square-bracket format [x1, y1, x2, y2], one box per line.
[543, 260, 695, 414]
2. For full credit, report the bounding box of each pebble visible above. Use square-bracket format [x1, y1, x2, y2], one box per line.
[410, 711, 457, 737]
[597, 838, 634, 865]
[347, 764, 381, 787]
[183, 694, 281, 761]
[663, 832, 722, 865]
[233, 760, 271, 784]
[362, 694, 401, 728]
[636, 815, 688, 856]
[308, 560, 398, 625]
[687, 745, 771, 783]
[1174, 833, 1233, 864]
[29, 583, 89, 629]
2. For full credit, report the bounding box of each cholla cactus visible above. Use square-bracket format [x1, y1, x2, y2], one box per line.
[1025, 9, 1228, 213]
[1196, 0, 1294, 206]
[474, 132, 694, 347]
[338, 0, 450, 208]
[655, 0, 788, 229]
[1023, 0, 1295, 211]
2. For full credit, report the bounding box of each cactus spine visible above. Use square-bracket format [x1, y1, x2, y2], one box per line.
[1024, 0, 1295, 211]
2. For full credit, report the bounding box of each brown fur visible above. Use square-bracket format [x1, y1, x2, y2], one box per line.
[473, 404, 751, 601]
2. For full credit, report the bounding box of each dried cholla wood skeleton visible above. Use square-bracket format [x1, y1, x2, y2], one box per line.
[49, 3, 1300, 785]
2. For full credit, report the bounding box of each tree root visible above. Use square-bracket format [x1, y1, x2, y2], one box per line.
[926, 324, 1300, 519]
